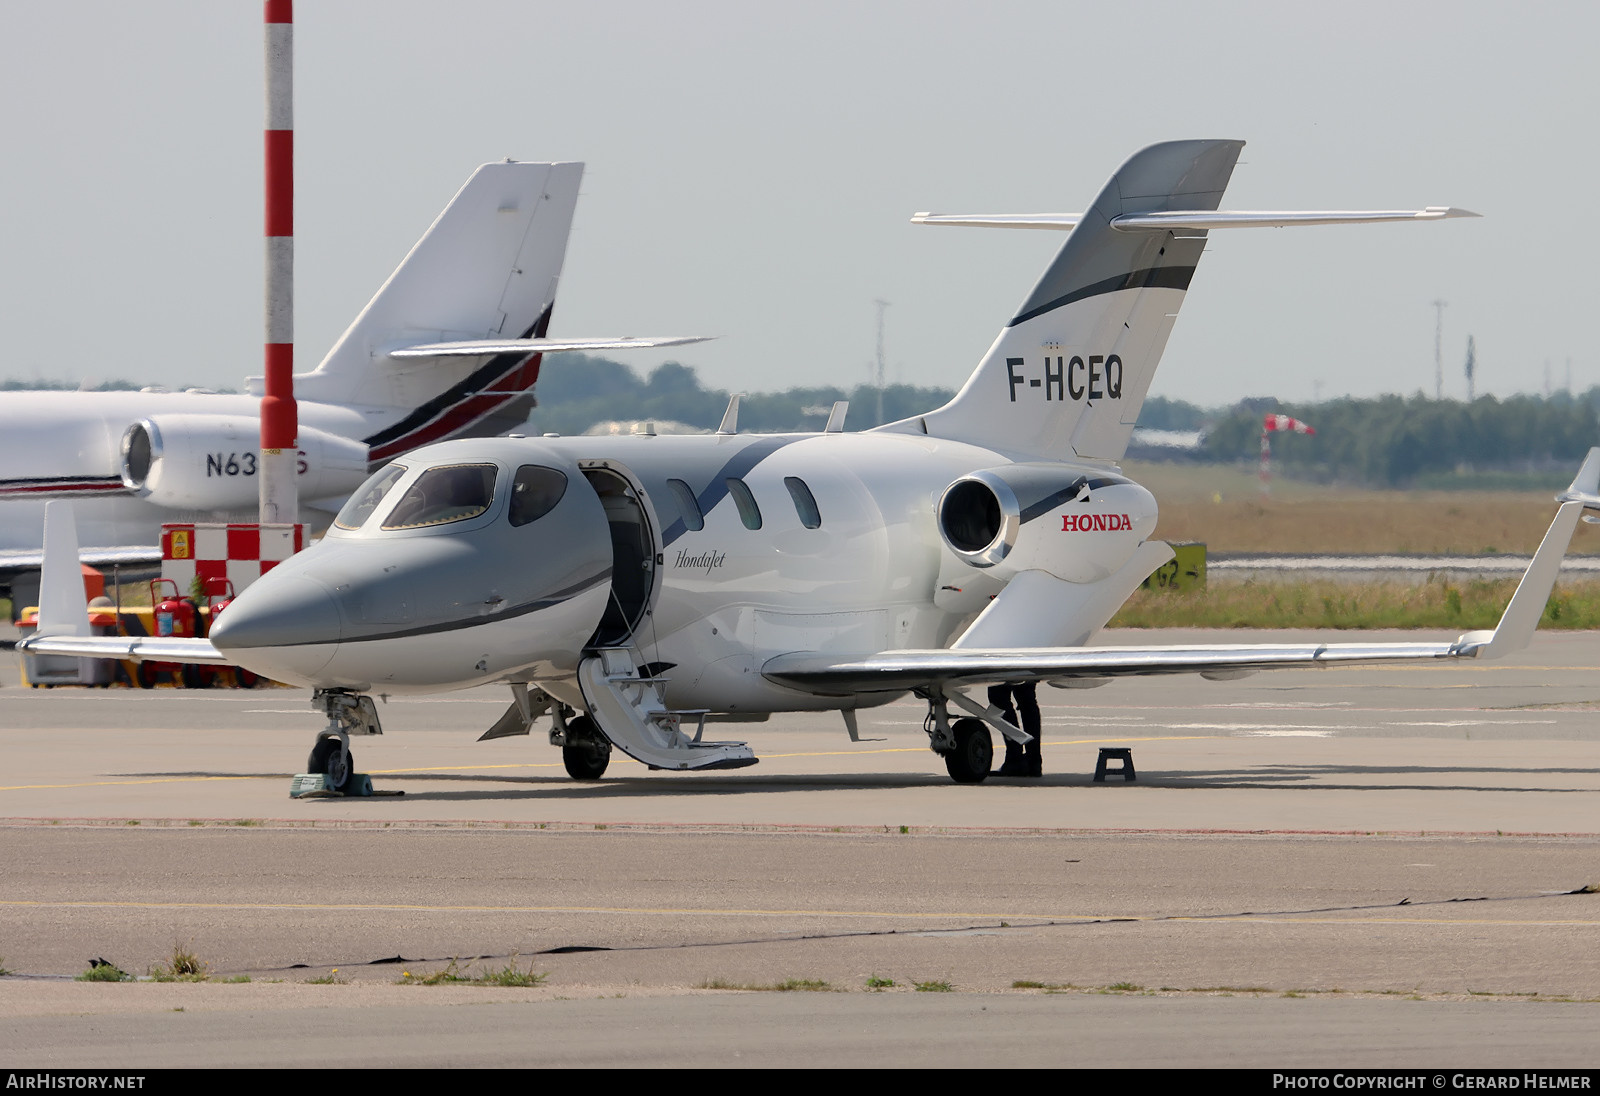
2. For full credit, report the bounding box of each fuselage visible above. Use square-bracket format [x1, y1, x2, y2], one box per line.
[208, 430, 1160, 713]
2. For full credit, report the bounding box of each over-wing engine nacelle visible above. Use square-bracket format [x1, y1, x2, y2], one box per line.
[120, 415, 370, 511]
[936, 464, 1158, 583]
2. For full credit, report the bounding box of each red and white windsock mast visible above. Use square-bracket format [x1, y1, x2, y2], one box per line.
[259, 0, 298, 524]
[1259, 413, 1316, 496]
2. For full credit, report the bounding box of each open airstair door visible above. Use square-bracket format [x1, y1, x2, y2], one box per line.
[579, 464, 659, 649]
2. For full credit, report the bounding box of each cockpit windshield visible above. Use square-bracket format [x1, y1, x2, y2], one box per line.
[381, 463, 498, 530]
[333, 463, 407, 530]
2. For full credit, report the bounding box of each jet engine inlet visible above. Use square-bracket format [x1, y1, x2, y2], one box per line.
[938, 473, 1019, 567]
[120, 421, 160, 492]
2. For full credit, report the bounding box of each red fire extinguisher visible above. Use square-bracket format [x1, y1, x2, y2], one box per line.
[152, 579, 195, 639]
[141, 579, 206, 689]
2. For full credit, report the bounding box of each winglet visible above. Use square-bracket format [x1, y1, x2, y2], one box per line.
[37, 500, 88, 639]
[1455, 447, 1600, 659]
[1557, 446, 1600, 510]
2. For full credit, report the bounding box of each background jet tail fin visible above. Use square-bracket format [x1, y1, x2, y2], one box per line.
[895, 140, 1244, 461]
[37, 501, 88, 638]
[289, 162, 583, 460]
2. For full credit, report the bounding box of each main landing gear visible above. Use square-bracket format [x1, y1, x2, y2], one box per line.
[306, 689, 383, 795]
[558, 712, 612, 781]
[922, 694, 993, 784]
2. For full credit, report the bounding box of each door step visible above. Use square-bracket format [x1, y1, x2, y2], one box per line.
[577, 648, 758, 771]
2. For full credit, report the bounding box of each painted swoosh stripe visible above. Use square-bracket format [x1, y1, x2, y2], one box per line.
[249, 569, 615, 649]
[660, 435, 801, 546]
[1018, 475, 1125, 524]
[1009, 265, 1194, 327]
[0, 476, 130, 499]
[363, 306, 553, 465]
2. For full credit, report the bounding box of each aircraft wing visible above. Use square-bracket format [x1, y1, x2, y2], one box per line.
[767, 455, 1600, 698]
[0, 546, 160, 574]
[764, 636, 1477, 696]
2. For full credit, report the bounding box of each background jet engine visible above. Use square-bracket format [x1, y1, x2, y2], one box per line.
[936, 464, 1158, 583]
[120, 415, 370, 511]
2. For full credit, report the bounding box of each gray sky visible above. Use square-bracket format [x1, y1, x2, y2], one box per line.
[2, 1, 1594, 407]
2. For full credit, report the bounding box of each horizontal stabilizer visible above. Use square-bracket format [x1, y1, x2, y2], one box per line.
[19, 633, 233, 666]
[388, 335, 713, 359]
[911, 212, 1083, 230]
[911, 208, 1479, 231]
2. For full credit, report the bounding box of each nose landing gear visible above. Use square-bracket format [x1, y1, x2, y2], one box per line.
[304, 689, 383, 795]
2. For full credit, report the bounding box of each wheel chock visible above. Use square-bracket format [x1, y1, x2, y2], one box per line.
[289, 773, 377, 798]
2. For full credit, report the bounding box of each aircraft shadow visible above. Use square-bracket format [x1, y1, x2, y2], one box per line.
[115, 761, 1599, 800]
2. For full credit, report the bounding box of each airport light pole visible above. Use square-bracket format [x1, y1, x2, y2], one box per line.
[260, 0, 298, 525]
[1431, 299, 1447, 401]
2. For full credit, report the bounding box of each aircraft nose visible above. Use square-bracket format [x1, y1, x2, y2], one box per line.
[209, 574, 345, 683]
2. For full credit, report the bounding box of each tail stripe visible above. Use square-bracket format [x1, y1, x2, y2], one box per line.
[361, 307, 551, 463]
[1011, 265, 1196, 326]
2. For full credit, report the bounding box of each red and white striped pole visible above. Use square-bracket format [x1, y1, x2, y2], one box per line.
[259, 0, 298, 525]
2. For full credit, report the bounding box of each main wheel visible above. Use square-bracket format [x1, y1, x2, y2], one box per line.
[307, 737, 355, 793]
[943, 718, 993, 784]
[562, 715, 612, 781]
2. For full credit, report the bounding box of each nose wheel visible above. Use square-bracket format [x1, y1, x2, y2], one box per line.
[308, 736, 356, 794]
[303, 689, 383, 796]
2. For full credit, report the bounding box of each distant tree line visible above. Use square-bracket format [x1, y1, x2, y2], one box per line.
[1, 378, 145, 392]
[12, 358, 1600, 489]
[524, 356, 956, 435]
[1202, 392, 1600, 487]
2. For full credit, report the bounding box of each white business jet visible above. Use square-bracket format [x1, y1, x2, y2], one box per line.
[26, 140, 1596, 791]
[0, 159, 706, 602]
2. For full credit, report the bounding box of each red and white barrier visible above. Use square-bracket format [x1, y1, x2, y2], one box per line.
[162, 523, 304, 596]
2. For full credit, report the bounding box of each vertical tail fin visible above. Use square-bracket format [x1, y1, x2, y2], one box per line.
[37, 501, 88, 638]
[904, 140, 1243, 461]
[289, 161, 584, 460]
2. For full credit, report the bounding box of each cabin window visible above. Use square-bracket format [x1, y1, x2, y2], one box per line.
[667, 478, 704, 531]
[508, 465, 567, 527]
[725, 477, 762, 530]
[381, 463, 497, 529]
[334, 463, 407, 530]
[784, 477, 822, 529]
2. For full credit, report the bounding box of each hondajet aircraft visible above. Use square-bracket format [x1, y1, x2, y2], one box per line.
[26, 139, 1599, 790]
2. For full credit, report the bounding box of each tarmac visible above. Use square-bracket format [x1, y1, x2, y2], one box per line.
[1, 626, 1597, 1068]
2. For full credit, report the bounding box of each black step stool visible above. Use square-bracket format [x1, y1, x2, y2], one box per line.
[1094, 747, 1136, 782]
